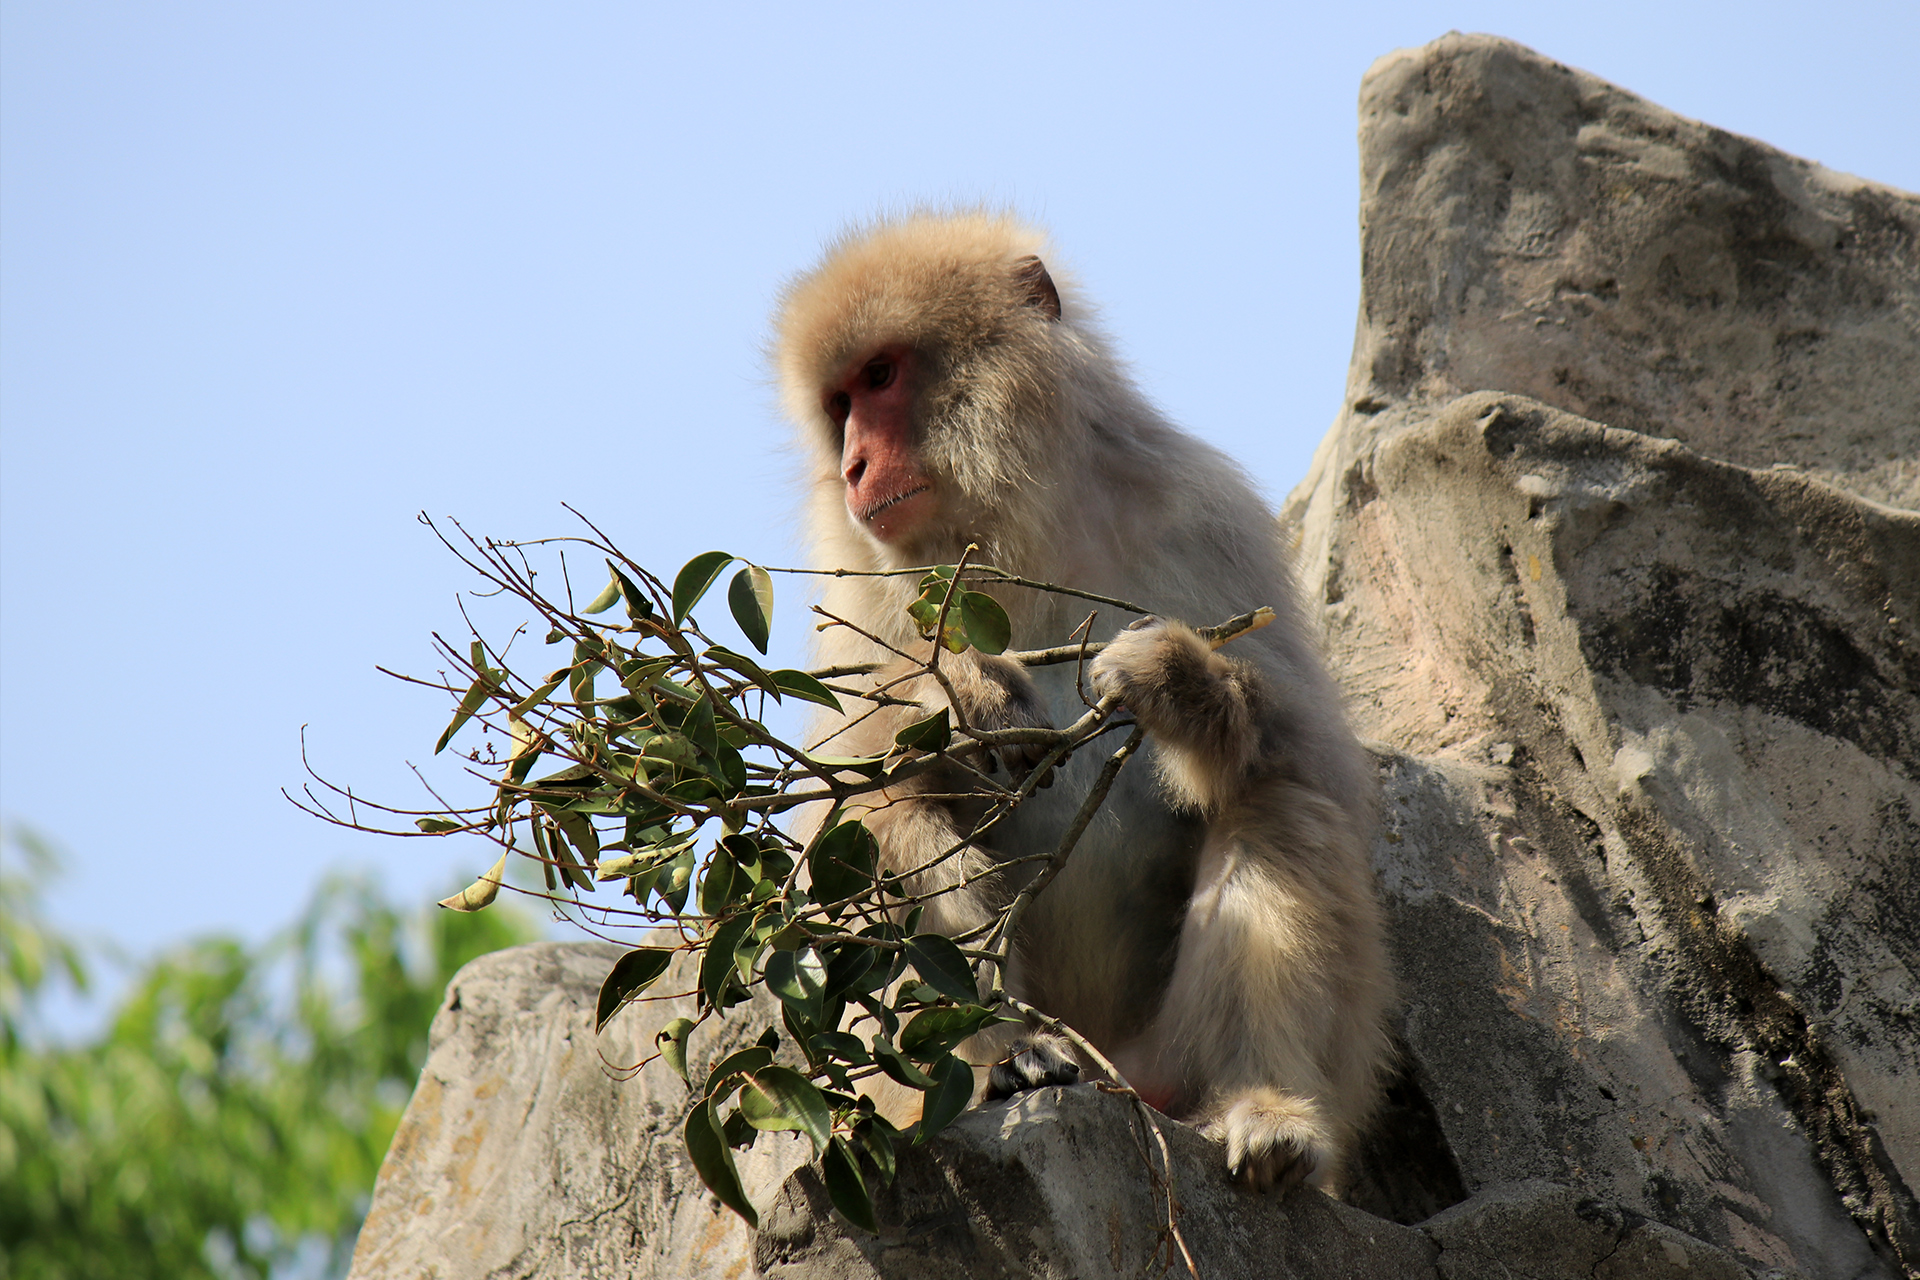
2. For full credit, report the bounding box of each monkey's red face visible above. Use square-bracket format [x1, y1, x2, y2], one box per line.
[826, 345, 936, 545]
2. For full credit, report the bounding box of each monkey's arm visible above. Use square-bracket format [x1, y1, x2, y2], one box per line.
[1089, 619, 1392, 1194]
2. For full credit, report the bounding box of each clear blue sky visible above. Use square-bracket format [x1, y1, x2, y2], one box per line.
[4, 1, 1916, 973]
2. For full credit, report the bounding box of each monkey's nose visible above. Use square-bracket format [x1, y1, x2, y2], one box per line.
[844, 457, 867, 487]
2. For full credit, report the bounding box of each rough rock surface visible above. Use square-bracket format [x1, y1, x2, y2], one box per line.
[1278, 31, 1918, 1280]
[349, 33, 1919, 1280]
[346, 942, 808, 1279]
[347, 945, 1755, 1280]
[1319, 31, 1920, 510]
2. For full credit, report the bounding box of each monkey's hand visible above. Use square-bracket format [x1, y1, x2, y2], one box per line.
[945, 651, 1057, 782]
[1201, 1087, 1330, 1194]
[983, 1034, 1082, 1101]
[1089, 617, 1263, 812]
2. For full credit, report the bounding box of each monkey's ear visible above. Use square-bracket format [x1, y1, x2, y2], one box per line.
[1012, 255, 1062, 321]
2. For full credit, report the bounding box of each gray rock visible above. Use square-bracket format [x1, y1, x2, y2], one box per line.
[352, 33, 1920, 1280]
[1313, 395, 1917, 1279]
[754, 1085, 1439, 1280]
[1424, 1180, 1763, 1280]
[1286, 33, 1918, 1280]
[1316, 31, 1920, 512]
[345, 941, 808, 1279]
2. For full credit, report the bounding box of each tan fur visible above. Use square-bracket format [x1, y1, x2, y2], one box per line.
[774, 211, 1392, 1194]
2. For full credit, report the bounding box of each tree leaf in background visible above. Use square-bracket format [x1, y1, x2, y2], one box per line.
[739, 1066, 832, 1153]
[699, 852, 736, 916]
[770, 668, 841, 711]
[700, 912, 758, 1007]
[727, 564, 775, 654]
[821, 1135, 877, 1233]
[892, 708, 950, 753]
[957, 590, 1011, 655]
[436, 853, 508, 912]
[672, 551, 734, 624]
[903, 933, 978, 1004]
[434, 672, 497, 754]
[915, 1053, 974, 1143]
[807, 820, 877, 909]
[898, 1004, 1004, 1061]
[584, 574, 623, 615]
[656, 1016, 695, 1082]
[595, 947, 673, 1032]
[683, 1099, 757, 1227]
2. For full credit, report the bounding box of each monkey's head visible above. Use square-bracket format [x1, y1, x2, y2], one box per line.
[774, 211, 1091, 568]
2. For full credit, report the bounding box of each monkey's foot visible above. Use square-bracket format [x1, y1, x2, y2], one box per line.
[1202, 1088, 1331, 1194]
[983, 1034, 1082, 1101]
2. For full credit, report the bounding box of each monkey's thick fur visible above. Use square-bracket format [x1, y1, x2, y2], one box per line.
[774, 212, 1392, 1194]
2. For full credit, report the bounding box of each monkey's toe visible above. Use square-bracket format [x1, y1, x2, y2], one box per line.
[1205, 1088, 1330, 1194]
[983, 1034, 1082, 1101]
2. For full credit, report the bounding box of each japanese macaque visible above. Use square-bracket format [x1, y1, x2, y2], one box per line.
[773, 212, 1391, 1194]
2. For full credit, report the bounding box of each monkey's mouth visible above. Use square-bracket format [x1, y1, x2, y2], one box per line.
[857, 485, 931, 524]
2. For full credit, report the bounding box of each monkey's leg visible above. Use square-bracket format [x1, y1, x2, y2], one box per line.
[1150, 801, 1382, 1194]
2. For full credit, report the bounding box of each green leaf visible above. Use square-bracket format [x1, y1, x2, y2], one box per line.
[898, 1004, 1004, 1060]
[606, 563, 654, 619]
[915, 1054, 975, 1142]
[720, 832, 768, 872]
[808, 1030, 872, 1065]
[739, 1066, 832, 1153]
[699, 853, 737, 916]
[704, 645, 779, 696]
[764, 945, 827, 1024]
[661, 847, 697, 914]
[904, 934, 978, 1004]
[801, 752, 888, 778]
[584, 575, 623, 615]
[822, 1136, 878, 1233]
[854, 1115, 897, 1183]
[700, 912, 759, 1007]
[435, 672, 497, 754]
[957, 591, 1012, 656]
[704, 1045, 775, 1096]
[683, 694, 719, 757]
[807, 821, 877, 909]
[769, 668, 842, 712]
[893, 708, 951, 754]
[684, 1099, 757, 1227]
[673, 551, 735, 625]
[617, 655, 674, 693]
[906, 595, 941, 636]
[414, 817, 463, 833]
[657, 1016, 695, 1081]
[706, 739, 746, 793]
[727, 565, 775, 654]
[508, 673, 566, 720]
[596, 948, 673, 1033]
[549, 814, 598, 890]
[823, 942, 878, 998]
[437, 852, 508, 912]
[871, 1037, 939, 1090]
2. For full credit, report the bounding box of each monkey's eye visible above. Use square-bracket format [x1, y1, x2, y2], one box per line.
[826, 391, 851, 425]
[864, 358, 895, 390]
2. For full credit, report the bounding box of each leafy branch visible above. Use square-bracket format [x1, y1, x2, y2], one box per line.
[294, 514, 1266, 1245]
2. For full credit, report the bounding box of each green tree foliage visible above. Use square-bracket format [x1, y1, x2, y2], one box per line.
[0, 826, 535, 1280]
